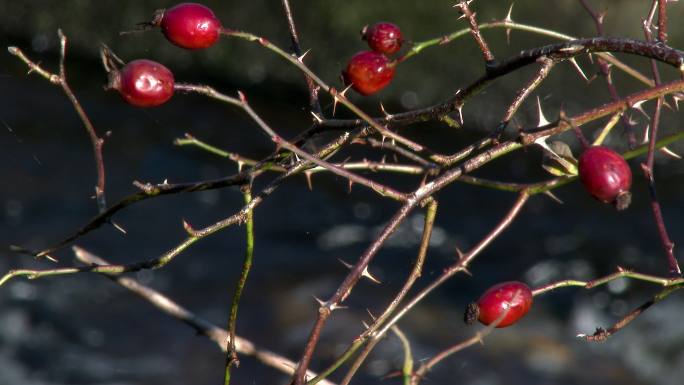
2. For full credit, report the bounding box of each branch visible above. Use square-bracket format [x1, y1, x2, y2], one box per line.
[71, 246, 337, 385]
[8, 30, 108, 215]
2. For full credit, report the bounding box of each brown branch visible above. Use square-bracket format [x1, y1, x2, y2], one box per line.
[658, 0, 668, 43]
[579, 285, 682, 342]
[641, 1, 680, 275]
[578, 0, 638, 147]
[71, 246, 337, 385]
[280, 0, 322, 115]
[501, 57, 556, 126]
[20, 128, 357, 259]
[454, 1, 495, 64]
[8, 30, 108, 214]
[319, 37, 684, 131]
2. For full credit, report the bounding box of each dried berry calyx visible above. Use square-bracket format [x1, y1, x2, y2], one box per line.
[578, 146, 632, 210]
[362, 22, 403, 55]
[153, 2, 222, 49]
[465, 281, 533, 328]
[342, 51, 396, 96]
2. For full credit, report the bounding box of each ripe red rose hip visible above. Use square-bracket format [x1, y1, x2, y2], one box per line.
[578, 146, 632, 210]
[343, 51, 396, 96]
[155, 2, 222, 49]
[108, 59, 175, 107]
[465, 281, 533, 328]
[362, 22, 403, 55]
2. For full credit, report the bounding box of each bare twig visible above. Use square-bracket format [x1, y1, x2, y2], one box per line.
[454, 1, 495, 64]
[72, 246, 337, 385]
[280, 0, 322, 115]
[578, 0, 638, 147]
[578, 286, 682, 342]
[641, 0, 680, 275]
[8, 30, 108, 215]
[224, 186, 255, 385]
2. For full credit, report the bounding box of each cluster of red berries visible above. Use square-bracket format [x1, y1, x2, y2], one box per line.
[343, 22, 403, 96]
[107, 2, 222, 107]
[103, 3, 639, 340]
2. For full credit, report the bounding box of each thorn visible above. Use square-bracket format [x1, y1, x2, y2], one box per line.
[455, 246, 465, 260]
[380, 102, 393, 119]
[671, 93, 684, 110]
[332, 84, 353, 116]
[631, 100, 650, 120]
[297, 49, 311, 62]
[361, 320, 370, 330]
[338, 258, 353, 269]
[313, 295, 326, 307]
[294, 153, 301, 162]
[627, 114, 639, 127]
[310, 111, 324, 124]
[461, 267, 473, 276]
[420, 173, 428, 187]
[237, 160, 244, 173]
[536, 96, 550, 127]
[237, 90, 247, 103]
[641, 124, 650, 144]
[348, 179, 354, 194]
[182, 219, 196, 235]
[543, 190, 564, 204]
[504, 3, 514, 44]
[110, 220, 127, 234]
[568, 58, 588, 82]
[41, 253, 59, 263]
[380, 155, 387, 164]
[361, 266, 381, 284]
[366, 308, 377, 321]
[162, 178, 169, 185]
[660, 146, 682, 159]
[304, 170, 314, 190]
[455, 103, 464, 125]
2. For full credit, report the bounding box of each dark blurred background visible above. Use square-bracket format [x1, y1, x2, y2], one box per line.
[2, 1, 684, 384]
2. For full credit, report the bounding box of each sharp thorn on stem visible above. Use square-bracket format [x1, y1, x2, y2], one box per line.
[536, 96, 551, 127]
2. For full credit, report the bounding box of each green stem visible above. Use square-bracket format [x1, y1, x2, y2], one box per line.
[224, 187, 255, 385]
[391, 326, 413, 385]
[403, 21, 653, 86]
[532, 269, 684, 296]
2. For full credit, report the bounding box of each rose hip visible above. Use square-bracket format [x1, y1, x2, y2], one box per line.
[578, 146, 632, 210]
[108, 59, 175, 108]
[342, 51, 396, 96]
[362, 22, 403, 55]
[465, 281, 533, 328]
[155, 3, 222, 49]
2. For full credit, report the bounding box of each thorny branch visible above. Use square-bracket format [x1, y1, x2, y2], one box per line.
[5, 3, 684, 385]
[72, 246, 337, 385]
[640, 0, 680, 275]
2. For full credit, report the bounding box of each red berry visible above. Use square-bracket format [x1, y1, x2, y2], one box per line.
[109, 59, 175, 107]
[465, 281, 533, 328]
[362, 22, 403, 55]
[157, 3, 222, 49]
[578, 146, 632, 210]
[343, 51, 396, 96]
